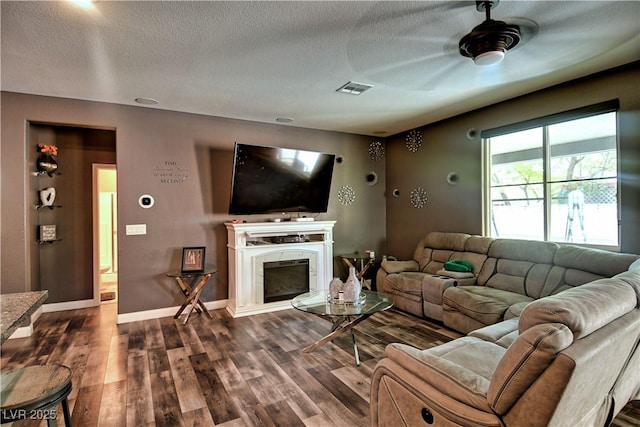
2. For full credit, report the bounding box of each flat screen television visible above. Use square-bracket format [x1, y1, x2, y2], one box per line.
[229, 143, 336, 215]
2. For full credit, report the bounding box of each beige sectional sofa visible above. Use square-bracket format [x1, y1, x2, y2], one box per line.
[377, 232, 639, 333]
[372, 232, 640, 426]
[371, 269, 640, 426]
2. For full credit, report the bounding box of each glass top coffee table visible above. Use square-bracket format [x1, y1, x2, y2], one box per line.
[291, 290, 393, 366]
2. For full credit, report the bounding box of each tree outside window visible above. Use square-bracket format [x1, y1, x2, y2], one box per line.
[486, 111, 618, 247]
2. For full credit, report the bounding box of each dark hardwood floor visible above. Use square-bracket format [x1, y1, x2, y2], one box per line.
[1, 302, 639, 426]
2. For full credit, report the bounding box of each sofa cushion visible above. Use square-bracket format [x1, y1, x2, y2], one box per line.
[488, 323, 573, 414]
[414, 232, 470, 272]
[613, 270, 640, 304]
[504, 301, 529, 319]
[380, 259, 418, 274]
[423, 249, 458, 274]
[384, 272, 424, 301]
[488, 239, 558, 264]
[554, 244, 640, 277]
[481, 239, 558, 297]
[444, 286, 534, 326]
[386, 339, 503, 412]
[465, 235, 494, 255]
[448, 251, 490, 276]
[519, 277, 637, 338]
[469, 318, 519, 348]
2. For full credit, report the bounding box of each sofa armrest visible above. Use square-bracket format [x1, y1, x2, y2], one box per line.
[380, 259, 419, 274]
[488, 323, 572, 414]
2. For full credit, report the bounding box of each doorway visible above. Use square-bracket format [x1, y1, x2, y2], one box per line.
[93, 165, 118, 303]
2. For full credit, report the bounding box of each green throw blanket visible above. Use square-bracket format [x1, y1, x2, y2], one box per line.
[444, 259, 474, 273]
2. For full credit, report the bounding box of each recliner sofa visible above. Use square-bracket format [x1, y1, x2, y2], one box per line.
[371, 269, 640, 426]
[372, 232, 640, 426]
[377, 232, 639, 333]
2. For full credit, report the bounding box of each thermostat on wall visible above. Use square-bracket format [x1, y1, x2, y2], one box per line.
[138, 194, 155, 209]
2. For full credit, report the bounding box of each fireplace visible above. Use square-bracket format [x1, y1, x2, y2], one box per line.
[226, 221, 335, 317]
[263, 259, 310, 303]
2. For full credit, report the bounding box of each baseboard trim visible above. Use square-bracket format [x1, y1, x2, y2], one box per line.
[43, 299, 98, 312]
[225, 300, 294, 318]
[116, 299, 228, 324]
[7, 306, 44, 340]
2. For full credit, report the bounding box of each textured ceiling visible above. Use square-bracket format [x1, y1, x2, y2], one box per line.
[1, 1, 639, 136]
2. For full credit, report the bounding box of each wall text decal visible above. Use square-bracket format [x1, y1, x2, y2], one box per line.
[154, 160, 189, 184]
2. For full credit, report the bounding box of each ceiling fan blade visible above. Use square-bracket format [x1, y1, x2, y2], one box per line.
[346, 2, 475, 88]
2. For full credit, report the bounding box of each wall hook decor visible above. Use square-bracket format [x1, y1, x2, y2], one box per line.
[447, 172, 459, 185]
[366, 171, 378, 186]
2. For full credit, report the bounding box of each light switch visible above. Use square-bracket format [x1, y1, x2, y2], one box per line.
[126, 224, 147, 235]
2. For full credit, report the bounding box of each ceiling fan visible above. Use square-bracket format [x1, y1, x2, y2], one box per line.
[459, 0, 522, 66]
[346, 1, 638, 92]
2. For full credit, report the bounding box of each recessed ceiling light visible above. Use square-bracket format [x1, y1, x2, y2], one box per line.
[135, 97, 159, 105]
[276, 117, 294, 123]
[68, 0, 97, 10]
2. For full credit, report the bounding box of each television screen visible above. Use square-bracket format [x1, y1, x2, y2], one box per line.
[229, 143, 336, 215]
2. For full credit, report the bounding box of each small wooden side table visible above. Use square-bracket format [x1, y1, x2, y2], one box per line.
[166, 266, 216, 324]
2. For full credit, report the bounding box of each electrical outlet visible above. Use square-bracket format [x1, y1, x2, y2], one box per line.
[126, 224, 147, 235]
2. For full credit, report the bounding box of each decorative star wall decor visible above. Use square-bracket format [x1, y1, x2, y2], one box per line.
[405, 130, 423, 153]
[410, 186, 428, 208]
[337, 185, 356, 206]
[368, 141, 384, 160]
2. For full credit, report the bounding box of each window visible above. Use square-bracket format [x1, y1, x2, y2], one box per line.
[483, 102, 619, 247]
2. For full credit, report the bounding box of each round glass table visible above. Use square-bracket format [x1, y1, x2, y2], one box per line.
[291, 290, 393, 366]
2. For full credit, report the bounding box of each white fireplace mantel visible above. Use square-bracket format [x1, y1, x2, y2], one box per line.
[225, 221, 336, 317]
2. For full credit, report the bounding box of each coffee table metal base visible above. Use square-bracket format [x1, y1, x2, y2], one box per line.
[302, 313, 375, 366]
[292, 291, 393, 367]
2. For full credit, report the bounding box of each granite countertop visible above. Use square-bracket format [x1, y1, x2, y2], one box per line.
[0, 290, 48, 344]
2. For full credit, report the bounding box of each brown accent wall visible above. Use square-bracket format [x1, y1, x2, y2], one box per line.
[30, 124, 116, 303]
[385, 63, 640, 259]
[1, 93, 387, 314]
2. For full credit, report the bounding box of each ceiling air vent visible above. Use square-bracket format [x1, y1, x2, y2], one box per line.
[336, 81, 373, 95]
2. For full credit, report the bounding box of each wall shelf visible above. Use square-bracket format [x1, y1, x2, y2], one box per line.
[32, 171, 62, 177]
[37, 239, 62, 245]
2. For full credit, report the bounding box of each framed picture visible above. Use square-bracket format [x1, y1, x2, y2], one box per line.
[40, 224, 57, 241]
[181, 246, 205, 272]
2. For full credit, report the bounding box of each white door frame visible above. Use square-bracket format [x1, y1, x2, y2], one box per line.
[92, 164, 117, 306]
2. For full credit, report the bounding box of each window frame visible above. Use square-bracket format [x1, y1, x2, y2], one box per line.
[481, 100, 621, 249]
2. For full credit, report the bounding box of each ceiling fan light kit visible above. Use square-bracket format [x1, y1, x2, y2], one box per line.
[459, 0, 521, 66]
[474, 50, 505, 66]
